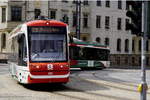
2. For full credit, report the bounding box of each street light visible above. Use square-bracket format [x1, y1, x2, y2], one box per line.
[76, 0, 81, 39]
[138, 1, 148, 100]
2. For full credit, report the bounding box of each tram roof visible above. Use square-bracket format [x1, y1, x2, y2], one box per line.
[71, 38, 109, 49]
[25, 20, 67, 27]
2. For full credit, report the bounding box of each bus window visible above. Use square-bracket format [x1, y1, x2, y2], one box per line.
[18, 34, 27, 66]
[82, 47, 109, 61]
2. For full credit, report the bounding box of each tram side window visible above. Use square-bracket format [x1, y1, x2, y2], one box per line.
[18, 34, 27, 66]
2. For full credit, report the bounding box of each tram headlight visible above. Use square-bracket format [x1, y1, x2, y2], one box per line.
[30, 65, 39, 69]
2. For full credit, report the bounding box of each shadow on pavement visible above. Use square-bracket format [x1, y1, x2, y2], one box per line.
[110, 66, 150, 70]
[22, 77, 109, 92]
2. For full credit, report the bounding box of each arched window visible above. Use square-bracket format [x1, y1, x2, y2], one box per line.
[95, 37, 101, 43]
[117, 38, 121, 52]
[146, 40, 149, 51]
[1, 33, 6, 49]
[132, 57, 135, 65]
[82, 37, 87, 41]
[105, 37, 109, 46]
[139, 40, 141, 52]
[132, 39, 135, 51]
[116, 57, 120, 65]
[125, 39, 129, 52]
[146, 57, 149, 66]
[139, 57, 141, 65]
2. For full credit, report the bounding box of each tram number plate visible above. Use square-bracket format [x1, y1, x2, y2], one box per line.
[88, 61, 94, 67]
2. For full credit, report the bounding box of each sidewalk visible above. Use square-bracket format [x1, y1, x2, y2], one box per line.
[81, 76, 150, 100]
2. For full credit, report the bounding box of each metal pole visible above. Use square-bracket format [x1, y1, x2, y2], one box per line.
[24, 1, 27, 21]
[48, 0, 50, 18]
[141, 1, 148, 100]
[76, 0, 80, 39]
[76, 0, 78, 38]
[78, 0, 81, 39]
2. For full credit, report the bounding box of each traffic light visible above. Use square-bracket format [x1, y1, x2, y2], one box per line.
[126, 1, 142, 35]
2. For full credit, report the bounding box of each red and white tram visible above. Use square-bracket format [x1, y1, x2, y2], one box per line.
[8, 19, 70, 84]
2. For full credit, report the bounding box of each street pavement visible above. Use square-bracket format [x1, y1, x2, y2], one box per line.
[0, 64, 150, 100]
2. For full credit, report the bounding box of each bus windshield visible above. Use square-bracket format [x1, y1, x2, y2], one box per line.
[29, 26, 67, 62]
[70, 46, 110, 61]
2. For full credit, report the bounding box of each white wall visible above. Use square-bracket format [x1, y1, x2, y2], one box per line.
[90, 1, 133, 54]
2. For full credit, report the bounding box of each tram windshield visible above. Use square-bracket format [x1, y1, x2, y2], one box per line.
[29, 26, 67, 62]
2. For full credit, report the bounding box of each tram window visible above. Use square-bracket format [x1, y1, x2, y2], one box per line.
[18, 34, 27, 66]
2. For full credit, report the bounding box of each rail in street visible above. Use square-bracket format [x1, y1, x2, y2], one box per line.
[0, 64, 150, 100]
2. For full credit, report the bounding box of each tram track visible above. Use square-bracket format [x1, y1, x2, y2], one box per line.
[1, 67, 149, 100]
[92, 71, 150, 94]
[67, 72, 136, 100]
[72, 70, 150, 94]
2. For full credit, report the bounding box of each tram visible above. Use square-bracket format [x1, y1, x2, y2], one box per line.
[69, 38, 110, 70]
[8, 19, 70, 84]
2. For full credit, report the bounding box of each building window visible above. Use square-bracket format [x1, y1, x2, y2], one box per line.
[11, 6, 22, 21]
[83, 0, 89, 5]
[146, 57, 149, 66]
[125, 39, 129, 52]
[139, 57, 141, 65]
[97, 0, 101, 6]
[72, 0, 77, 4]
[82, 37, 87, 41]
[118, 0, 122, 9]
[106, 0, 110, 7]
[96, 15, 101, 28]
[105, 37, 109, 46]
[83, 14, 88, 28]
[34, 9, 41, 19]
[105, 16, 110, 29]
[50, 10, 56, 19]
[117, 18, 122, 30]
[116, 57, 120, 65]
[62, 14, 69, 24]
[96, 37, 101, 43]
[139, 40, 141, 52]
[117, 39, 121, 52]
[132, 57, 135, 65]
[125, 57, 128, 64]
[2, 8, 6, 23]
[132, 39, 135, 51]
[62, 0, 68, 3]
[146, 40, 149, 52]
[125, 19, 129, 30]
[1, 33, 6, 49]
[126, 1, 129, 10]
[73, 12, 77, 27]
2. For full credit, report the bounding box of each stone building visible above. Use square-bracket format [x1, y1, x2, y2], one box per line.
[0, 0, 149, 67]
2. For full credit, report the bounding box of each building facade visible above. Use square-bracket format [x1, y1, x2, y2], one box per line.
[0, 0, 149, 67]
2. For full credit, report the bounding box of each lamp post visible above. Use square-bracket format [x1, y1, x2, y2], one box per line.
[140, 1, 148, 100]
[76, 0, 81, 39]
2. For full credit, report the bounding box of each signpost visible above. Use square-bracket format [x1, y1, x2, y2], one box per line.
[139, 1, 148, 100]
